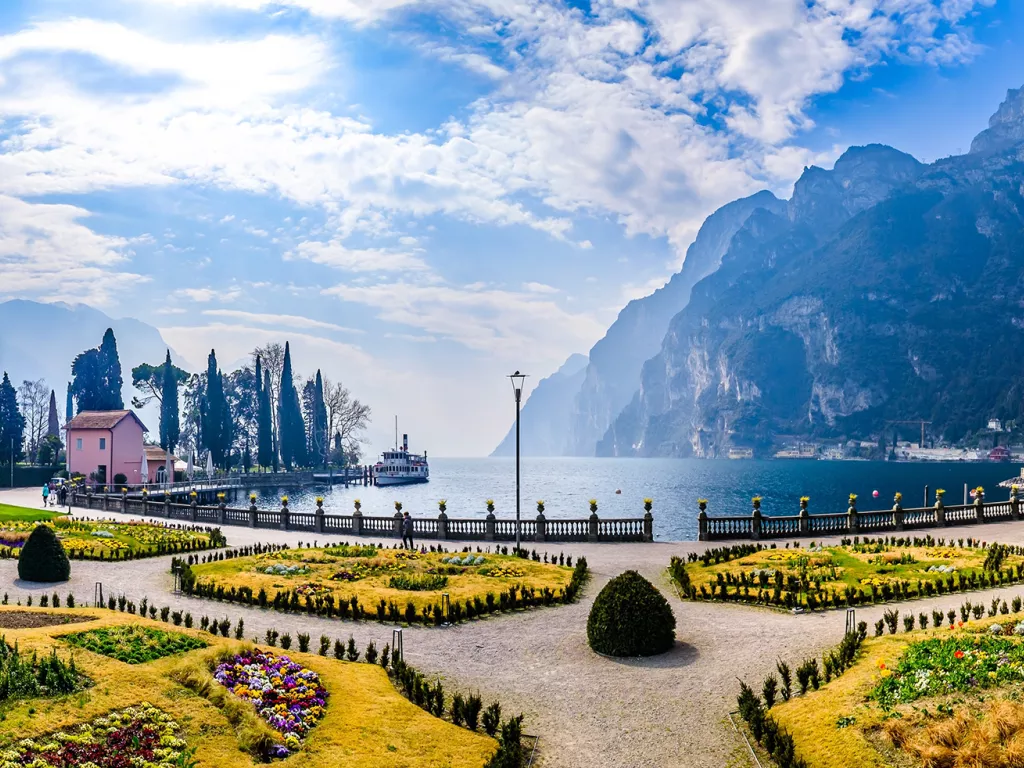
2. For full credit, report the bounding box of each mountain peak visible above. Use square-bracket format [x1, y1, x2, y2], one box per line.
[970, 86, 1024, 155]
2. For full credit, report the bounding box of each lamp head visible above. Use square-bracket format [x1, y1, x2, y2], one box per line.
[508, 371, 527, 398]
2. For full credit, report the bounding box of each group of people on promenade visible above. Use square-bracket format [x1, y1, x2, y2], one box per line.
[41, 480, 67, 508]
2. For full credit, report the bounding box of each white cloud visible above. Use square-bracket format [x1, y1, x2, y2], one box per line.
[522, 281, 559, 294]
[202, 309, 364, 334]
[174, 286, 242, 303]
[287, 241, 429, 272]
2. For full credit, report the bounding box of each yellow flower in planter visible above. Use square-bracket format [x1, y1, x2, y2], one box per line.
[217, 493, 225, 500]
[315, 497, 324, 504]
[800, 496, 810, 503]
[281, 496, 289, 504]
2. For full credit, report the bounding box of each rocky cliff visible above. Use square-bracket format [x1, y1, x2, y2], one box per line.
[599, 88, 1024, 456]
[490, 353, 588, 457]
[562, 190, 786, 456]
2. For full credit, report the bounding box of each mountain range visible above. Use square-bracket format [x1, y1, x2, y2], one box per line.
[494, 86, 1024, 458]
[0, 299, 181, 431]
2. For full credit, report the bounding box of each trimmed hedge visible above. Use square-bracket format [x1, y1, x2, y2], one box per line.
[587, 570, 675, 657]
[17, 524, 71, 583]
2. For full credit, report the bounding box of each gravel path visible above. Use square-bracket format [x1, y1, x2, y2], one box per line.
[8, 487, 1024, 767]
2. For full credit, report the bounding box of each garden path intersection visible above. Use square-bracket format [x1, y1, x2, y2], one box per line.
[12, 489, 1024, 767]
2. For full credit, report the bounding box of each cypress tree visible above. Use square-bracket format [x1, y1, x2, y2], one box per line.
[97, 328, 124, 409]
[159, 350, 180, 454]
[220, 371, 233, 470]
[65, 383, 73, 422]
[0, 373, 25, 469]
[256, 356, 273, 470]
[200, 350, 228, 468]
[277, 342, 306, 469]
[313, 369, 328, 467]
[47, 390, 59, 437]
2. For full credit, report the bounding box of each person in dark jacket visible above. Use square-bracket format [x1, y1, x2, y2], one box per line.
[402, 511, 414, 549]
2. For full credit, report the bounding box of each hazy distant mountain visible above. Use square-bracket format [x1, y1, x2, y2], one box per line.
[491, 353, 588, 457]
[599, 87, 1024, 456]
[563, 190, 787, 456]
[0, 300, 183, 432]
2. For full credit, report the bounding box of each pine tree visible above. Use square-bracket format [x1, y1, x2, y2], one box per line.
[277, 342, 306, 470]
[159, 350, 180, 454]
[65, 383, 73, 422]
[256, 356, 273, 470]
[97, 329, 124, 409]
[0, 373, 25, 469]
[200, 351, 229, 468]
[312, 370, 328, 467]
[47, 390, 59, 437]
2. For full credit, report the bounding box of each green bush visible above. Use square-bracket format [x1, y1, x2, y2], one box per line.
[17, 525, 71, 583]
[586, 570, 675, 657]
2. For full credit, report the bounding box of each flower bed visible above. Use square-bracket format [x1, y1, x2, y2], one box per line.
[184, 544, 584, 624]
[671, 537, 1024, 610]
[61, 624, 207, 664]
[0, 513, 224, 562]
[0, 703, 190, 767]
[0, 636, 86, 704]
[213, 648, 328, 757]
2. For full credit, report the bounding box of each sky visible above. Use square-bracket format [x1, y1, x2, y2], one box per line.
[0, 0, 1022, 457]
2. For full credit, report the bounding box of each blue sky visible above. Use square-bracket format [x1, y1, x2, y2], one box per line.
[0, 0, 1021, 456]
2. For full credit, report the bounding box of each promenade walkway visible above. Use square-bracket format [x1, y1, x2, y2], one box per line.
[8, 487, 1024, 767]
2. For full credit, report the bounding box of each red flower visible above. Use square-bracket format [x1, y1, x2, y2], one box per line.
[954, 650, 965, 659]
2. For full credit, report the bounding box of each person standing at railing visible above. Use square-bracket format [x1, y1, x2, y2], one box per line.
[402, 511, 414, 550]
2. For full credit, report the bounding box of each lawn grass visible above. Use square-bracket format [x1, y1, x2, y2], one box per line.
[0, 503, 64, 523]
[189, 544, 574, 613]
[675, 539, 1024, 609]
[0, 607, 496, 767]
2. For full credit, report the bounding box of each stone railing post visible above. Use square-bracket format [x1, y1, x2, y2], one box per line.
[893, 497, 904, 531]
[163, 495, 170, 518]
[249, 499, 258, 528]
[315, 498, 325, 534]
[534, 511, 546, 543]
[280, 499, 290, 531]
[935, 495, 946, 526]
[847, 497, 859, 534]
[85, 487, 93, 510]
[588, 511, 599, 543]
[1011, 487, 1020, 521]
[751, 498, 762, 541]
[393, 511, 403, 538]
[799, 498, 810, 535]
[643, 506, 654, 543]
[975, 491, 985, 523]
[352, 505, 363, 536]
[698, 501, 708, 541]
[485, 512, 496, 542]
[190, 499, 198, 523]
[218, 500, 226, 525]
[437, 511, 448, 540]
[101, 492, 109, 512]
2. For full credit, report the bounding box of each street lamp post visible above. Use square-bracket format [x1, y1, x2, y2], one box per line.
[508, 372, 527, 554]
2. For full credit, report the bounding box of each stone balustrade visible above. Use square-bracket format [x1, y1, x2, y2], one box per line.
[70, 491, 654, 543]
[698, 489, 1022, 541]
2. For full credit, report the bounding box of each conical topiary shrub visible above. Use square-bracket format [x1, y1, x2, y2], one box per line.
[587, 570, 675, 657]
[17, 524, 71, 583]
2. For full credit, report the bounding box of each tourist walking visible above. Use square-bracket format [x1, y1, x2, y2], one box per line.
[58, 483, 68, 507]
[402, 511, 414, 550]
[41, 483, 50, 508]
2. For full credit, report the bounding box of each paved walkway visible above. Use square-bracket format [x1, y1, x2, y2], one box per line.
[8, 487, 1024, 767]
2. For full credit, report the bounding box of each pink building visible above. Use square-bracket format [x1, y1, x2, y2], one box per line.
[65, 410, 148, 487]
[143, 444, 179, 484]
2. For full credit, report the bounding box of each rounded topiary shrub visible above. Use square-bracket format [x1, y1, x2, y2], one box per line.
[587, 570, 675, 657]
[18, 524, 71, 583]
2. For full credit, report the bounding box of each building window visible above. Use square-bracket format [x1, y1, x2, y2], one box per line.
[99, 437, 106, 450]
[76, 438, 82, 450]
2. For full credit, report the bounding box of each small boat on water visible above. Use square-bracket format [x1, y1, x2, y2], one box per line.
[374, 427, 429, 487]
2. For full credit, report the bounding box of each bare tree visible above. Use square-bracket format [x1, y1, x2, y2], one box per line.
[17, 379, 49, 463]
[323, 377, 371, 464]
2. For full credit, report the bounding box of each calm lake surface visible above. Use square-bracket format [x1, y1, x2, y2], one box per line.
[241, 458, 1024, 541]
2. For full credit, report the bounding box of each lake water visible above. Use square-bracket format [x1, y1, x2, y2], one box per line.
[240, 458, 1024, 541]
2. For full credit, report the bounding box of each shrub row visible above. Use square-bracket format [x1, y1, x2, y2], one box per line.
[0, 524, 226, 564]
[179, 555, 589, 626]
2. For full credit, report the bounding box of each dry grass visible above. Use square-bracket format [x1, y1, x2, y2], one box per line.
[0, 606, 496, 767]
[191, 545, 573, 611]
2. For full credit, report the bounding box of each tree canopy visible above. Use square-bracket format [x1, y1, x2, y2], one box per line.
[131, 358, 189, 409]
[0, 373, 25, 467]
[71, 328, 124, 411]
[159, 350, 181, 454]
[200, 350, 231, 469]
[277, 342, 306, 470]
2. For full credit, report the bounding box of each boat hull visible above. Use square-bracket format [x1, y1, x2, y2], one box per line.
[375, 475, 429, 487]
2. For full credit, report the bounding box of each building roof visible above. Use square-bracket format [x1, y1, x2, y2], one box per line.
[143, 444, 178, 463]
[65, 410, 148, 432]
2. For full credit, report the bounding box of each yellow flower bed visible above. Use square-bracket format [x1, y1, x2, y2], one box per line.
[0, 607, 495, 767]
[190, 544, 572, 611]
